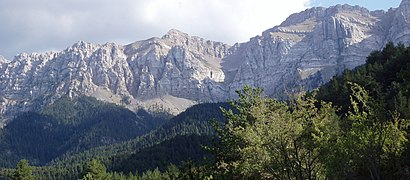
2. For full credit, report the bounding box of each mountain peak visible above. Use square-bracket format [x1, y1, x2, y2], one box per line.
[276, 4, 370, 29]
[388, 0, 410, 44]
[71, 40, 91, 48]
[163, 29, 189, 39]
[396, 0, 410, 19]
[399, 0, 410, 8]
[0, 55, 6, 63]
[166, 29, 185, 35]
[67, 41, 99, 53]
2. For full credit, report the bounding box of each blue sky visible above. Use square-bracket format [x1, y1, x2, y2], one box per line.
[0, 0, 403, 60]
[310, 0, 401, 10]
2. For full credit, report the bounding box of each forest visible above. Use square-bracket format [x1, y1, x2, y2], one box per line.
[0, 42, 409, 179]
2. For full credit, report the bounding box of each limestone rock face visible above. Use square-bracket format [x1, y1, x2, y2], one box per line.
[225, 4, 398, 97]
[0, 30, 230, 117]
[389, 0, 410, 44]
[1, 1, 410, 119]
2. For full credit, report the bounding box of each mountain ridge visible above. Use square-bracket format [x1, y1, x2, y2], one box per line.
[1, 1, 410, 120]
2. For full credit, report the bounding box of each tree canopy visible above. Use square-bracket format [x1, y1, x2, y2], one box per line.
[12, 160, 34, 180]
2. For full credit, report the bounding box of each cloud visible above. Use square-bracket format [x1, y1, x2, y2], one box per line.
[0, 0, 311, 60]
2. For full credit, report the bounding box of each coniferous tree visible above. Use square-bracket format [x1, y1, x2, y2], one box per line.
[12, 160, 34, 180]
[82, 159, 109, 180]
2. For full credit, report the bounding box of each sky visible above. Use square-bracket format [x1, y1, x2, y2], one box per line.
[0, 0, 402, 60]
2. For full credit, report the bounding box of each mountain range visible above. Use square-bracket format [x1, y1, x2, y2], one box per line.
[1, 0, 410, 121]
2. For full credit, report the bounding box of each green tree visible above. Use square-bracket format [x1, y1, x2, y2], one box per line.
[212, 86, 340, 179]
[315, 42, 410, 178]
[164, 164, 180, 180]
[140, 168, 162, 180]
[12, 159, 34, 180]
[326, 83, 408, 179]
[82, 159, 109, 180]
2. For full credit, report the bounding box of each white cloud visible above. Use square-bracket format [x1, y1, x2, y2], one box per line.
[133, 0, 311, 43]
[0, 0, 311, 60]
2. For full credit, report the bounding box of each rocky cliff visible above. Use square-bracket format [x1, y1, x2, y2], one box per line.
[1, 1, 410, 119]
[225, 4, 396, 97]
[0, 30, 231, 117]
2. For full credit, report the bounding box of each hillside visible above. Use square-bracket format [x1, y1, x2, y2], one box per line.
[0, 96, 166, 167]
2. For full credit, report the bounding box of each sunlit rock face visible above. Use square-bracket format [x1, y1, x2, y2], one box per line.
[0, 30, 231, 117]
[225, 4, 403, 97]
[1, 1, 409, 119]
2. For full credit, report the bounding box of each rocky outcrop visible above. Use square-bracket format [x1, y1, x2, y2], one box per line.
[225, 4, 396, 97]
[1, 1, 410, 120]
[0, 30, 230, 117]
[389, 0, 410, 44]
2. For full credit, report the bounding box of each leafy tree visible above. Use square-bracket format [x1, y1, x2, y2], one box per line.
[12, 159, 34, 180]
[325, 83, 408, 179]
[316, 42, 410, 178]
[212, 86, 340, 179]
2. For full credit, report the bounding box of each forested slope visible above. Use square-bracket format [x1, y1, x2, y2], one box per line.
[0, 96, 166, 167]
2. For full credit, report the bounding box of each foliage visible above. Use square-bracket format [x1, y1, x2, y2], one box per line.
[0, 96, 166, 167]
[316, 42, 410, 178]
[114, 134, 213, 174]
[211, 86, 340, 179]
[317, 42, 410, 120]
[324, 83, 408, 179]
[12, 160, 34, 180]
[82, 159, 108, 180]
[0, 102, 230, 179]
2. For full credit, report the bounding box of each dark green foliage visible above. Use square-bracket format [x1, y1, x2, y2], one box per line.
[159, 102, 230, 131]
[321, 83, 408, 179]
[135, 109, 168, 130]
[319, 44, 410, 179]
[211, 86, 340, 179]
[0, 96, 166, 167]
[145, 104, 174, 120]
[11, 102, 230, 179]
[317, 42, 410, 120]
[0, 112, 70, 166]
[114, 134, 213, 173]
[211, 84, 408, 179]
